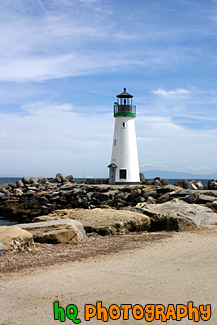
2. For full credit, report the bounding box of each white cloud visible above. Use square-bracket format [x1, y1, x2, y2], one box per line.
[140, 163, 167, 169]
[188, 165, 217, 172]
[0, 1, 207, 82]
[152, 88, 191, 98]
[0, 101, 216, 177]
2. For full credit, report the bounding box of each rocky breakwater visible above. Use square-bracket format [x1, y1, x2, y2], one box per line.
[0, 174, 217, 232]
[0, 174, 74, 221]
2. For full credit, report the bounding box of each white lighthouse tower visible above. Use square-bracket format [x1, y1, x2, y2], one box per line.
[108, 88, 140, 185]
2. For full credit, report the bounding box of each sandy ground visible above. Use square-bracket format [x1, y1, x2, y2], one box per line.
[0, 228, 217, 324]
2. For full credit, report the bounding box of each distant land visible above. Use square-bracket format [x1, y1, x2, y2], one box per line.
[142, 170, 217, 180]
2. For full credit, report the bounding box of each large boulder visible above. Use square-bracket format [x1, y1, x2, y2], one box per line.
[135, 200, 217, 228]
[0, 226, 35, 255]
[18, 219, 86, 244]
[35, 208, 151, 235]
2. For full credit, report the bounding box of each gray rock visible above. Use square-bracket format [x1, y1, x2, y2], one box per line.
[207, 180, 217, 190]
[0, 183, 9, 189]
[29, 178, 37, 184]
[183, 193, 198, 204]
[156, 193, 170, 203]
[35, 176, 43, 183]
[26, 186, 37, 191]
[161, 179, 170, 185]
[139, 173, 145, 183]
[14, 188, 23, 196]
[56, 173, 64, 183]
[0, 192, 6, 199]
[174, 180, 190, 189]
[153, 180, 162, 186]
[198, 194, 216, 204]
[147, 196, 156, 204]
[143, 190, 158, 199]
[16, 180, 24, 188]
[65, 175, 74, 182]
[22, 177, 31, 184]
[136, 201, 217, 227]
[0, 188, 10, 195]
[171, 189, 193, 197]
[8, 182, 16, 189]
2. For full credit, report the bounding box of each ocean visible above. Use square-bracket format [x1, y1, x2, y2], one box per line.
[0, 177, 211, 226]
[0, 177, 211, 187]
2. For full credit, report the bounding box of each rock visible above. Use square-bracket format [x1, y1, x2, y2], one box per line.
[0, 188, 9, 194]
[161, 179, 170, 185]
[183, 193, 198, 204]
[18, 219, 86, 244]
[16, 180, 24, 188]
[136, 201, 217, 227]
[0, 183, 9, 189]
[153, 179, 162, 186]
[22, 177, 31, 184]
[182, 179, 191, 189]
[131, 206, 165, 231]
[65, 175, 74, 182]
[156, 193, 170, 203]
[8, 182, 16, 189]
[14, 189, 23, 196]
[207, 201, 217, 213]
[0, 192, 6, 199]
[147, 196, 156, 204]
[140, 173, 145, 183]
[170, 189, 193, 198]
[174, 180, 190, 189]
[132, 204, 197, 231]
[189, 181, 198, 190]
[127, 189, 142, 201]
[143, 180, 153, 185]
[196, 181, 203, 189]
[56, 173, 64, 183]
[35, 176, 43, 182]
[166, 215, 197, 231]
[0, 226, 35, 255]
[207, 180, 217, 190]
[29, 178, 37, 184]
[35, 208, 151, 235]
[143, 190, 158, 200]
[197, 194, 216, 204]
[189, 180, 203, 190]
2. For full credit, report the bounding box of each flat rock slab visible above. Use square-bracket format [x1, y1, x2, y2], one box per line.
[0, 226, 35, 255]
[35, 208, 151, 235]
[17, 219, 86, 244]
[137, 200, 217, 227]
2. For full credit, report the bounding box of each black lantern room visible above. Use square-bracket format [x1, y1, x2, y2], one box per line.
[113, 88, 136, 117]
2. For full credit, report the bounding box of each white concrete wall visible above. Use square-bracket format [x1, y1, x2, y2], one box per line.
[111, 116, 140, 183]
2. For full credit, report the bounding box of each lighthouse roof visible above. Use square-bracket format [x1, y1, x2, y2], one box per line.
[116, 88, 133, 98]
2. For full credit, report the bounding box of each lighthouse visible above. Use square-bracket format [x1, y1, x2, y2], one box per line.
[108, 88, 140, 185]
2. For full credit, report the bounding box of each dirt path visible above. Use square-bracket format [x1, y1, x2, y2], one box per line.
[1, 228, 217, 324]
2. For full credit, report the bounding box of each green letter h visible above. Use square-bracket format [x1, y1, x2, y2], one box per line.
[53, 301, 66, 322]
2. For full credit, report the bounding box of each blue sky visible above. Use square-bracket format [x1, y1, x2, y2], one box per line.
[0, 0, 216, 177]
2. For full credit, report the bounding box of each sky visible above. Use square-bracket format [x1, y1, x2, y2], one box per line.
[0, 0, 216, 178]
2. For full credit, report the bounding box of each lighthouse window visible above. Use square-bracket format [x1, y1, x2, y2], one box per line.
[122, 122, 126, 128]
[114, 139, 117, 145]
[120, 169, 127, 179]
